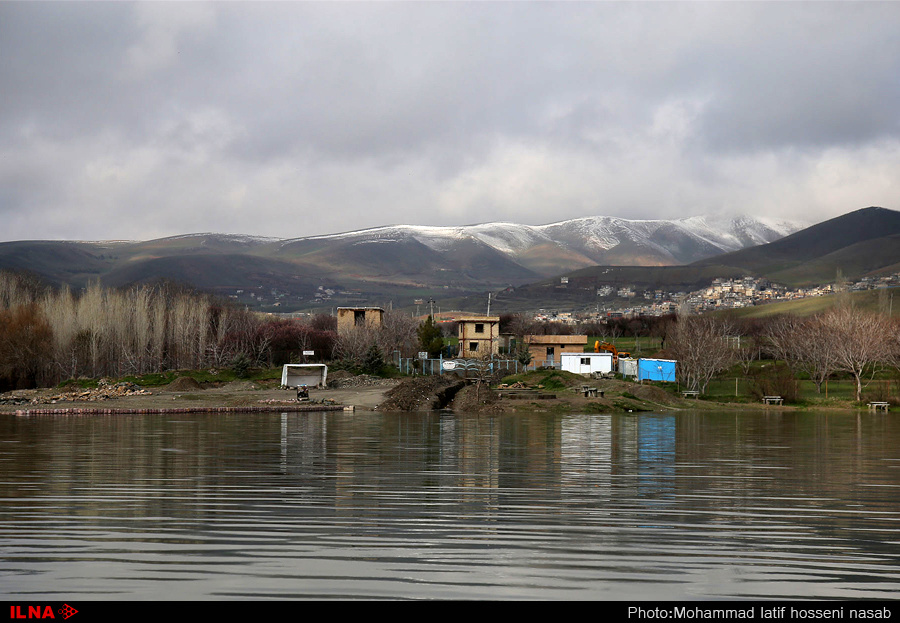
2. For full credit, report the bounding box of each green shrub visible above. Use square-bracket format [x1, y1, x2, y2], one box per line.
[231, 353, 253, 379]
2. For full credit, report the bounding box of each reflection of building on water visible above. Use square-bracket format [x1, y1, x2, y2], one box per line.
[441, 416, 502, 514]
[274, 413, 692, 525]
[281, 412, 330, 474]
[612, 414, 677, 500]
[276, 413, 618, 517]
[559, 416, 613, 490]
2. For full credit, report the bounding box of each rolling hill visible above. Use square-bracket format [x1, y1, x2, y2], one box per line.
[0, 213, 799, 311]
[690, 206, 900, 287]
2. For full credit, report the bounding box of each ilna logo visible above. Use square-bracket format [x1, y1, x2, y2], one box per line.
[9, 605, 78, 620]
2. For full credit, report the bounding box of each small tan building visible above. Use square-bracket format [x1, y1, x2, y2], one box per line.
[336, 307, 384, 335]
[457, 315, 500, 358]
[524, 334, 588, 367]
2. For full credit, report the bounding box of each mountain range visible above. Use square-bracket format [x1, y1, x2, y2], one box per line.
[0, 213, 801, 310]
[3, 208, 899, 312]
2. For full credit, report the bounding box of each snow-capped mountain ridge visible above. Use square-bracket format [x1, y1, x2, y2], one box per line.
[297, 214, 804, 270]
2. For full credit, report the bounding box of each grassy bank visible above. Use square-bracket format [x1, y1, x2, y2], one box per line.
[497, 365, 896, 413]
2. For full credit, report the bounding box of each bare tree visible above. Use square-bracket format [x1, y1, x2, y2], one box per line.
[0, 270, 49, 311]
[667, 314, 737, 393]
[377, 310, 419, 359]
[819, 307, 896, 401]
[802, 317, 843, 394]
[0, 304, 53, 389]
[504, 313, 538, 338]
[42, 285, 80, 379]
[770, 315, 840, 394]
[333, 325, 378, 369]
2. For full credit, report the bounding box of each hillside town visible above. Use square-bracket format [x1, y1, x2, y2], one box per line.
[534, 272, 900, 324]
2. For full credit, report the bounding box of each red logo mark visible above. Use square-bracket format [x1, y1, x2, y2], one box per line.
[8, 605, 76, 620]
[9, 606, 54, 619]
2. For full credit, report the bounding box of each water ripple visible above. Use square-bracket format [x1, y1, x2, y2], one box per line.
[1, 410, 898, 599]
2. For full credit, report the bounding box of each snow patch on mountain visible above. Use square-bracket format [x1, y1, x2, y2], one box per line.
[292, 214, 806, 266]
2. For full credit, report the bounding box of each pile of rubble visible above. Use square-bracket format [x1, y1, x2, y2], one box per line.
[1, 381, 152, 406]
[497, 381, 529, 389]
[376, 376, 465, 411]
[0, 391, 34, 406]
[258, 397, 338, 406]
[327, 374, 400, 389]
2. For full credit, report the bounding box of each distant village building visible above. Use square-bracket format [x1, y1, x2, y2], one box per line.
[336, 307, 384, 335]
[457, 315, 500, 358]
[524, 334, 588, 367]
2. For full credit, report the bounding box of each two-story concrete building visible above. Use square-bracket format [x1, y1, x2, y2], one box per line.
[457, 315, 500, 358]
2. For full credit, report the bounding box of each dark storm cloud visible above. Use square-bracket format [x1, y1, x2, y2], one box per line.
[1, 2, 899, 242]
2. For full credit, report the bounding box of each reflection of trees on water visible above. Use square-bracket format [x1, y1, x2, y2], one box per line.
[4, 410, 899, 570]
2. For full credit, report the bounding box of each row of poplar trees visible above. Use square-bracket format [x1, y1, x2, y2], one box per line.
[0, 271, 266, 390]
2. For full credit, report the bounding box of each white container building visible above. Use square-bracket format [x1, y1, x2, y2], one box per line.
[618, 357, 638, 379]
[561, 352, 614, 375]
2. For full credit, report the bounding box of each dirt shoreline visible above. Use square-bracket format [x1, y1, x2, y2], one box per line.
[0, 381, 394, 415]
[0, 375, 869, 416]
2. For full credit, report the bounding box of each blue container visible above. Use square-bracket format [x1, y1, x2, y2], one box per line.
[637, 358, 677, 382]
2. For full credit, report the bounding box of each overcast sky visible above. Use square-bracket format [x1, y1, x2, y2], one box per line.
[2, 1, 899, 242]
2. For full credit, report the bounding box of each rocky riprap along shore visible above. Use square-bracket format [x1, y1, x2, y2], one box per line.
[0, 380, 151, 406]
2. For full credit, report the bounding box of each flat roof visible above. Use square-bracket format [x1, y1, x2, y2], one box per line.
[525, 334, 589, 344]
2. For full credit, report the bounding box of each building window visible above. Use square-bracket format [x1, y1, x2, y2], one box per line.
[475, 323, 484, 334]
[469, 342, 479, 352]
[581, 358, 590, 365]
[354, 310, 365, 326]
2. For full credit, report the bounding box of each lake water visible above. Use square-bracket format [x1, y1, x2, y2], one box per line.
[0, 409, 898, 600]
